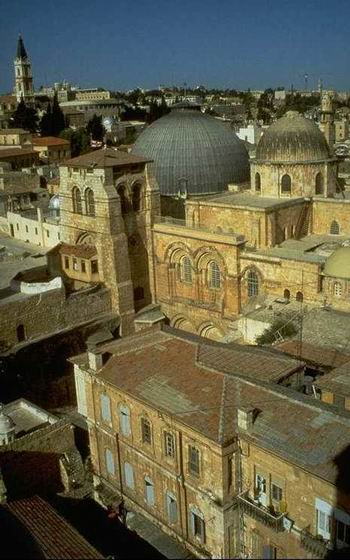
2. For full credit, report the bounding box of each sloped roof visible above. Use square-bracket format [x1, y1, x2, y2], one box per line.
[32, 136, 70, 146]
[63, 147, 152, 168]
[89, 326, 350, 482]
[16, 35, 28, 59]
[59, 242, 97, 259]
[5, 496, 104, 559]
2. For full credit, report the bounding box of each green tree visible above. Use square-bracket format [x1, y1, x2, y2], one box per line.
[11, 98, 38, 132]
[60, 128, 90, 157]
[86, 114, 105, 141]
[51, 93, 66, 136]
[255, 319, 297, 345]
[39, 102, 52, 135]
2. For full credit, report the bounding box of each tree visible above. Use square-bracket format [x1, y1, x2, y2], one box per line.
[11, 98, 38, 132]
[60, 128, 90, 157]
[39, 102, 52, 136]
[86, 114, 105, 141]
[39, 93, 66, 136]
[51, 92, 66, 136]
[255, 319, 297, 345]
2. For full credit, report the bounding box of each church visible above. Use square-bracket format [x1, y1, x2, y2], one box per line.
[58, 100, 350, 341]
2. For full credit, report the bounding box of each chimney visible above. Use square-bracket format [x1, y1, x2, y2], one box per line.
[88, 348, 104, 372]
[237, 407, 256, 431]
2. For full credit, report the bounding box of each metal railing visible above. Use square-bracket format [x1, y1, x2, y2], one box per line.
[300, 529, 329, 558]
[237, 491, 286, 532]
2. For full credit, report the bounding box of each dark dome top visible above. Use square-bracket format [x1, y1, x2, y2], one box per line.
[256, 111, 331, 163]
[132, 107, 250, 196]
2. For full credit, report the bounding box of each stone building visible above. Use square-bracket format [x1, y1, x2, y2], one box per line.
[132, 102, 250, 217]
[59, 148, 160, 335]
[149, 110, 350, 340]
[0, 398, 84, 501]
[32, 136, 71, 163]
[73, 325, 350, 559]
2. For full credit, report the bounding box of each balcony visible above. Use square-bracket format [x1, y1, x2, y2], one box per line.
[300, 529, 329, 559]
[237, 492, 286, 532]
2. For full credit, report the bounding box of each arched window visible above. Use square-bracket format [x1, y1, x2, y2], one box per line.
[315, 172, 324, 195]
[72, 187, 82, 214]
[16, 324, 26, 342]
[296, 291, 303, 302]
[85, 188, 95, 216]
[284, 289, 290, 301]
[255, 172, 261, 193]
[281, 174, 292, 194]
[117, 185, 129, 215]
[132, 184, 142, 212]
[208, 261, 220, 289]
[247, 270, 259, 297]
[334, 282, 342, 298]
[181, 256, 192, 283]
[330, 220, 340, 235]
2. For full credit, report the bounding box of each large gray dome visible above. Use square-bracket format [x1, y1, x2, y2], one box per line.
[256, 111, 331, 163]
[132, 106, 250, 196]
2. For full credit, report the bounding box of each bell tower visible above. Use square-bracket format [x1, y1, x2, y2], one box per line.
[14, 34, 34, 104]
[319, 91, 335, 153]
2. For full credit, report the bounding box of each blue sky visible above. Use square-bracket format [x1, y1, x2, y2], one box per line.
[1, 0, 350, 93]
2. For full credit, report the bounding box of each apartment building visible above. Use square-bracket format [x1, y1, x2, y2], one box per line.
[73, 325, 350, 558]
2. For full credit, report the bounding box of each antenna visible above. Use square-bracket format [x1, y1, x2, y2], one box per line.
[304, 73, 309, 92]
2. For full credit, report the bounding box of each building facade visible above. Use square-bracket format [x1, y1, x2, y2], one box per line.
[73, 326, 350, 559]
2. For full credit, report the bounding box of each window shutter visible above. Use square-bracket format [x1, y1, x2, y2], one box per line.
[124, 462, 134, 489]
[190, 511, 195, 535]
[75, 370, 87, 416]
[105, 448, 115, 475]
[145, 479, 155, 506]
[100, 394, 111, 422]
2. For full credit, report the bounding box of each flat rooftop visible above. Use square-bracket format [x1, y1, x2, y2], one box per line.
[3, 398, 58, 436]
[196, 191, 306, 210]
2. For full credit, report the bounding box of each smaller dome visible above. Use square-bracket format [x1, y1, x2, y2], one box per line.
[0, 409, 15, 435]
[49, 194, 60, 211]
[256, 111, 331, 163]
[324, 247, 350, 279]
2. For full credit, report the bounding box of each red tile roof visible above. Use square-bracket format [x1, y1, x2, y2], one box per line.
[90, 327, 350, 482]
[276, 340, 350, 368]
[59, 242, 97, 259]
[5, 495, 104, 559]
[32, 136, 70, 147]
[63, 147, 152, 168]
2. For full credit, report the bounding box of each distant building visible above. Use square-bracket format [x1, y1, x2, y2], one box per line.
[0, 128, 32, 148]
[32, 136, 71, 163]
[237, 123, 263, 145]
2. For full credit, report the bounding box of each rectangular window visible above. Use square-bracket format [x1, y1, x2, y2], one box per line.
[25, 225, 28, 233]
[16, 223, 19, 231]
[105, 448, 115, 476]
[166, 492, 178, 524]
[64, 257, 69, 269]
[119, 405, 131, 436]
[191, 511, 205, 541]
[124, 462, 134, 489]
[145, 478, 155, 506]
[317, 510, 331, 539]
[272, 483, 283, 502]
[188, 446, 200, 476]
[228, 456, 233, 488]
[81, 260, 86, 273]
[164, 432, 175, 458]
[73, 258, 78, 271]
[46, 230, 50, 238]
[91, 260, 98, 274]
[100, 394, 111, 423]
[262, 545, 277, 559]
[35, 227, 38, 235]
[141, 418, 152, 444]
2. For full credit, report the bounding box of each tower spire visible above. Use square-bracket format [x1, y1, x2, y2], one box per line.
[16, 34, 28, 59]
